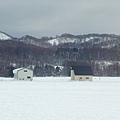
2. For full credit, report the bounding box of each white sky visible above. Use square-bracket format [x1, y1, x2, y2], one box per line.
[0, 0, 120, 37]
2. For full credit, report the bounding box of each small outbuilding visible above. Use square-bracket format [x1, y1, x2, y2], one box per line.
[71, 66, 93, 81]
[13, 68, 33, 81]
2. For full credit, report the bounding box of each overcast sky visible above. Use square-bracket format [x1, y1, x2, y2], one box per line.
[0, 0, 120, 38]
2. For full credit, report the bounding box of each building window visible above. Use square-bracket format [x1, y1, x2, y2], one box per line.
[24, 70, 27, 72]
[27, 76, 31, 79]
[86, 77, 89, 79]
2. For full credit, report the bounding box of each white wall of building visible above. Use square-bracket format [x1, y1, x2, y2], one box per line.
[13, 68, 33, 81]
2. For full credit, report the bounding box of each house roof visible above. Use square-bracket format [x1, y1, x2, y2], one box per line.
[13, 68, 32, 74]
[71, 66, 93, 75]
[13, 68, 23, 74]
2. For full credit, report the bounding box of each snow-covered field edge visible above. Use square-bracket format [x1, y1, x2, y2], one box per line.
[0, 76, 119, 82]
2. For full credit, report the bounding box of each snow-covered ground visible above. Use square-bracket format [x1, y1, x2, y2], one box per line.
[0, 77, 120, 120]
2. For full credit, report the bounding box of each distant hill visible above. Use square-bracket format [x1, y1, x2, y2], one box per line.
[14, 33, 120, 49]
[0, 31, 13, 40]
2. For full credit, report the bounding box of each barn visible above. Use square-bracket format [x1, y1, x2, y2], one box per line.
[13, 68, 33, 81]
[71, 66, 93, 81]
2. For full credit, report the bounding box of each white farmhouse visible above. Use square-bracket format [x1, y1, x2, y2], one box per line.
[13, 68, 33, 81]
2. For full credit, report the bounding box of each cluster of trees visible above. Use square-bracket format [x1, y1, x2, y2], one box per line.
[55, 47, 120, 61]
[0, 47, 119, 77]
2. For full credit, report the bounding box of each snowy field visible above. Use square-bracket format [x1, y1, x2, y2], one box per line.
[0, 77, 120, 120]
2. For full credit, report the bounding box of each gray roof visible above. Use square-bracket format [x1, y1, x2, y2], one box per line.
[71, 66, 93, 75]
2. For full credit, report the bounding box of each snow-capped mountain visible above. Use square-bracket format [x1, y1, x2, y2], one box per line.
[47, 37, 79, 45]
[46, 33, 120, 49]
[0, 32, 120, 49]
[0, 31, 12, 40]
[47, 34, 98, 46]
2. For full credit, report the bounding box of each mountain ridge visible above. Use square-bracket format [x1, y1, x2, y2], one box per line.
[1, 31, 120, 48]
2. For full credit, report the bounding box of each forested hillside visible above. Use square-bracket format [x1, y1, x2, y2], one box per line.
[0, 32, 120, 77]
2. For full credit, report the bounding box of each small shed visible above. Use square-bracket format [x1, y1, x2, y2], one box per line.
[13, 68, 33, 81]
[71, 66, 93, 81]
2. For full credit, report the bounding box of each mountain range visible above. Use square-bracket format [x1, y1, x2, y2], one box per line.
[0, 31, 120, 77]
[0, 31, 120, 48]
